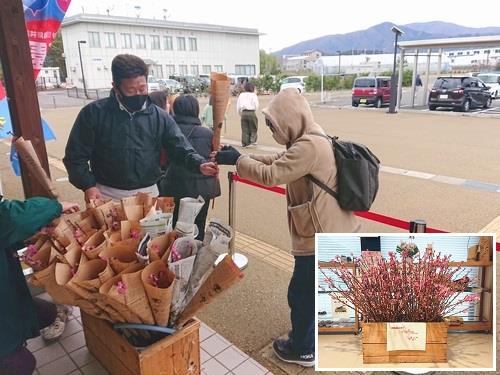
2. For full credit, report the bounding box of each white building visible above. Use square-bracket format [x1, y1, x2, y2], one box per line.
[445, 47, 500, 68]
[61, 14, 260, 89]
[313, 53, 452, 75]
[36, 67, 61, 89]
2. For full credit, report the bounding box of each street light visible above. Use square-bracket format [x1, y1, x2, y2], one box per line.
[337, 50, 341, 75]
[388, 26, 404, 114]
[77, 40, 88, 99]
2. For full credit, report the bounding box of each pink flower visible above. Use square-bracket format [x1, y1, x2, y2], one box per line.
[26, 244, 38, 256]
[463, 294, 480, 302]
[151, 244, 161, 255]
[116, 281, 127, 295]
[82, 245, 95, 252]
[74, 229, 83, 239]
[130, 229, 140, 239]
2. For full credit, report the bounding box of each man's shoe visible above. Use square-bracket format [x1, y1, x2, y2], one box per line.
[272, 338, 314, 368]
[40, 305, 72, 341]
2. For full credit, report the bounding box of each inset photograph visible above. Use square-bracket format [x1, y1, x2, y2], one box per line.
[316, 233, 496, 371]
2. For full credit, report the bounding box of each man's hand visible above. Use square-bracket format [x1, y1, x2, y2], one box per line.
[59, 201, 80, 214]
[84, 186, 102, 202]
[215, 145, 241, 165]
[200, 162, 219, 176]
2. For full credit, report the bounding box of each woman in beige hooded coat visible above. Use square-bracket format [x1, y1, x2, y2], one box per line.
[216, 88, 360, 367]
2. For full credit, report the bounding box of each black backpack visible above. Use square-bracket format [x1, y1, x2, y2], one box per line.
[308, 133, 380, 211]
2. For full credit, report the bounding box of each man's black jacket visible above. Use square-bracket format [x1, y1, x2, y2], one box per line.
[63, 91, 205, 191]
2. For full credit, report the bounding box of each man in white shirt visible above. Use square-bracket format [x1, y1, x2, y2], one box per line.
[236, 82, 259, 147]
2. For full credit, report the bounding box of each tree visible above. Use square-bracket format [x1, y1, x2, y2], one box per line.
[44, 32, 67, 81]
[259, 49, 280, 75]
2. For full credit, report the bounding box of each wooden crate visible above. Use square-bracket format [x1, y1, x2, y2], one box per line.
[82, 312, 200, 375]
[362, 322, 448, 364]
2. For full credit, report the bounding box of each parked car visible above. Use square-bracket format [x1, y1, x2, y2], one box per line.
[280, 76, 307, 93]
[477, 73, 500, 99]
[428, 76, 492, 112]
[147, 75, 160, 93]
[158, 78, 183, 93]
[351, 76, 391, 108]
[170, 75, 206, 92]
[228, 75, 249, 96]
[199, 74, 211, 87]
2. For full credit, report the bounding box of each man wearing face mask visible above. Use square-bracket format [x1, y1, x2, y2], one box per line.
[216, 88, 360, 368]
[63, 54, 218, 202]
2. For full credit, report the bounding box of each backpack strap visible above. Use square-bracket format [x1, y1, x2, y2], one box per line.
[307, 132, 339, 201]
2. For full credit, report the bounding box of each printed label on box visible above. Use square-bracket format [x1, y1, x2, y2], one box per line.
[387, 322, 426, 351]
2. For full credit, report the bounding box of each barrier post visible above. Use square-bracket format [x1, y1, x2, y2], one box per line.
[409, 219, 427, 233]
[227, 171, 248, 270]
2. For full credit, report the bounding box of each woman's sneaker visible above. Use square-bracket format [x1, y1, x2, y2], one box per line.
[40, 305, 73, 341]
[272, 338, 315, 367]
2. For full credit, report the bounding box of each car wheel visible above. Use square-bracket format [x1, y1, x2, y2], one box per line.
[429, 105, 437, 111]
[352, 102, 359, 107]
[461, 99, 471, 112]
[375, 97, 382, 108]
[483, 97, 492, 109]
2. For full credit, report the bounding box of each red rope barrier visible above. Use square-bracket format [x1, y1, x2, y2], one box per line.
[230, 173, 499, 251]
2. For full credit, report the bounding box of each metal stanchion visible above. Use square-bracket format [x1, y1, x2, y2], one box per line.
[227, 171, 248, 270]
[409, 219, 427, 233]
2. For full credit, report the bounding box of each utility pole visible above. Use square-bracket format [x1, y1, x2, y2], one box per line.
[0, 0, 51, 197]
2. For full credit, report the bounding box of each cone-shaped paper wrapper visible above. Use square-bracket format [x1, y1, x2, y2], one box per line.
[27, 240, 53, 271]
[29, 262, 79, 305]
[121, 221, 142, 241]
[100, 263, 145, 323]
[13, 137, 58, 198]
[210, 72, 231, 151]
[90, 200, 114, 228]
[64, 243, 82, 268]
[99, 246, 138, 274]
[82, 229, 108, 259]
[175, 254, 242, 327]
[120, 269, 155, 324]
[141, 260, 175, 326]
[69, 258, 108, 293]
[148, 232, 178, 262]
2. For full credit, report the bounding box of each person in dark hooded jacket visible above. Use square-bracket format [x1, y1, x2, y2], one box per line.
[159, 95, 221, 240]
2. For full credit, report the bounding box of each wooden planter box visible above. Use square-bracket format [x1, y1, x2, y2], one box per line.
[82, 312, 200, 375]
[362, 322, 448, 364]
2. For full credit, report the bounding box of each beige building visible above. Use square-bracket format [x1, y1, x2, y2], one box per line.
[61, 14, 260, 89]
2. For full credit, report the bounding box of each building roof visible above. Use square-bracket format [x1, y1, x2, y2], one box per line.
[62, 13, 260, 36]
[399, 35, 500, 50]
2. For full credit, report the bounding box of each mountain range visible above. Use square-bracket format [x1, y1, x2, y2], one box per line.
[275, 21, 500, 56]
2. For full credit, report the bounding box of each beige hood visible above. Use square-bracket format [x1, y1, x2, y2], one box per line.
[262, 88, 320, 145]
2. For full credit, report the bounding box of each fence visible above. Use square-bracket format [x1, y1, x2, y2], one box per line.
[66, 87, 110, 100]
[227, 172, 500, 251]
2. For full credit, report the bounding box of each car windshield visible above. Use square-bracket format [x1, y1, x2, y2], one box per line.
[477, 75, 499, 84]
[354, 78, 376, 88]
[433, 78, 462, 89]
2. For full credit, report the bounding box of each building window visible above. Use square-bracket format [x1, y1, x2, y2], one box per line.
[165, 65, 175, 76]
[88, 31, 100, 48]
[136, 34, 146, 49]
[473, 50, 480, 55]
[177, 37, 186, 51]
[235, 64, 256, 76]
[202, 65, 211, 74]
[121, 33, 132, 49]
[151, 64, 163, 78]
[189, 37, 197, 51]
[214, 65, 223, 72]
[104, 32, 116, 48]
[457, 52, 463, 56]
[179, 65, 188, 75]
[163, 36, 173, 50]
[151, 35, 160, 50]
[484, 49, 491, 54]
[448, 52, 454, 56]
[190, 65, 199, 76]
[495, 49, 500, 53]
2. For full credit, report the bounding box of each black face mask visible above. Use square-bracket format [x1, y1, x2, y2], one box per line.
[118, 89, 148, 112]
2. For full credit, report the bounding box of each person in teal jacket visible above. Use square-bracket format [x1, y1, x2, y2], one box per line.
[0, 196, 79, 375]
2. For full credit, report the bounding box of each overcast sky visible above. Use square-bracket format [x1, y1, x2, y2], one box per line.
[66, 0, 500, 52]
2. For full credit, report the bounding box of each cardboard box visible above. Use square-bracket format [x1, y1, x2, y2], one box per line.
[82, 312, 200, 375]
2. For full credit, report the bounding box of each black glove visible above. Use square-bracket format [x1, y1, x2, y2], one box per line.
[216, 145, 241, 165]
